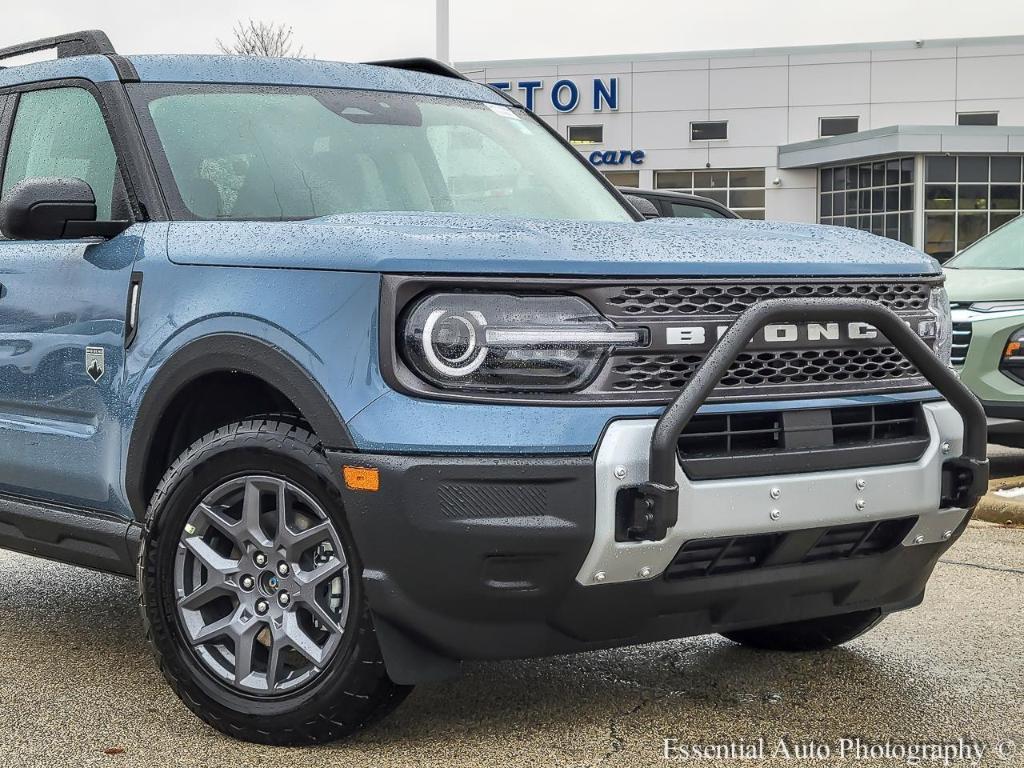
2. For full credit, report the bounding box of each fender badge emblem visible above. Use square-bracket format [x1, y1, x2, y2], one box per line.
[85, 346, 105, 382]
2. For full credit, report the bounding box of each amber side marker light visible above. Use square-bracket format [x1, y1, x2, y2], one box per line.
[343, 466, 380, 492]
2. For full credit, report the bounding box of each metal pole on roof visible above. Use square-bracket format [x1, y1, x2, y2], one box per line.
[436, 0, 450, 63]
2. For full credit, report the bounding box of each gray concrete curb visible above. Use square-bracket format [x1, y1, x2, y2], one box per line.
[973, 474, 1024, 526]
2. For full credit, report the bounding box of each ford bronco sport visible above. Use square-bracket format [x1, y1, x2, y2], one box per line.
[0, 31, 989, 745]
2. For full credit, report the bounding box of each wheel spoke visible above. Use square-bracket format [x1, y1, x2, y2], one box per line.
[182, 535, 240, 578]
[195, 502, 245, 547]
[275, 481, 289, 540]
[241, 479, 272, 547]
[299, 593, 345, 634]
[279, 520, 332, 558]
[295, 556, 344, 589]
[188, 605, 244, 645]
[266, 633, 285, 692]
[231, 621, 262, 687]
[178, 574, 232, 610]
[282, 611, 325, 666]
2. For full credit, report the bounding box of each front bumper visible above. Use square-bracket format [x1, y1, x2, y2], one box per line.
[332, 298, 986, 684]
[329, 401, 972, 683]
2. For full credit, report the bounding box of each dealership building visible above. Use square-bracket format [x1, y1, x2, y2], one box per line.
[459, 35, 1024, 261]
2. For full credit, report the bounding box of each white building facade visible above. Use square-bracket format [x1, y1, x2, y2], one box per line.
[459, 36, 1024, 261]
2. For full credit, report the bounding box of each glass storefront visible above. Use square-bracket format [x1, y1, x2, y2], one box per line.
[602, 170, 639, 187]
[818, 157, 914, 245]
[923, 155, 1023, 261]
[816, 154, 1023, 261]
[655, 168, 766, 219]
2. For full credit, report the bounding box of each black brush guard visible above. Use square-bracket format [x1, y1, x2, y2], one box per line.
[621, 298, 989, 542]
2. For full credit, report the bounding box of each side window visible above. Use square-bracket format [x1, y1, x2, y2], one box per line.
[669, 202, 726, 219]
[2, 87, 118, 219]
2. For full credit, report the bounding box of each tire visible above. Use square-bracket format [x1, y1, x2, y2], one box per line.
[720, 608, 884, 652]
[138, 417, 411, 744]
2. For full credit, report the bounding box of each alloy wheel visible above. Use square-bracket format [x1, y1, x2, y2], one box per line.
[173, 475, 350, 695]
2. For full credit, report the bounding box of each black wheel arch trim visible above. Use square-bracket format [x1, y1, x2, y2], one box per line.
[125, 333, 355, 519]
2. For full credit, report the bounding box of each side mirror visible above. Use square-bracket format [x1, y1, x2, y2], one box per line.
[0, 177, 129, 240]
[622, 193, 660, 220]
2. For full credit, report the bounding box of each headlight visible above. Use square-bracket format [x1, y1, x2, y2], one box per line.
[929, 286, 952, 366]
[401, 293, 644, 391]
[1000, 327, 1024, 379]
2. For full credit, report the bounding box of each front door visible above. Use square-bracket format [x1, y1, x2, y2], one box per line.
[0, 85, 140, 515]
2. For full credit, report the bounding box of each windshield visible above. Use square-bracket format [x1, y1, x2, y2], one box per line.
[129, 84, 632, 223]
[945, 214, 1024, 269]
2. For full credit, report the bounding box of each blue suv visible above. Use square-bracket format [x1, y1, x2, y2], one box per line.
[0, 31, 989, 744]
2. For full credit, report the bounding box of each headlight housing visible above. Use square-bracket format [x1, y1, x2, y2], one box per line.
[400, 292, 644, 391]
[1000, 326, 1024, 380]
[929, 286, 952, 366]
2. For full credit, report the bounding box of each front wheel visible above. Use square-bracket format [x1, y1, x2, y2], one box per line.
[720, 608, 884, 651]
[138, 418, 410, 744]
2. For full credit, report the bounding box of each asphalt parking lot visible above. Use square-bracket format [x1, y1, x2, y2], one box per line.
[0, 495, 1021, 767]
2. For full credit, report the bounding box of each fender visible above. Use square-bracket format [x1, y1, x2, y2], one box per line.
[125, 332, 354, 518]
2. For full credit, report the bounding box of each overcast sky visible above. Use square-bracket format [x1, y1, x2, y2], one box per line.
[3, 0, 1024, 64]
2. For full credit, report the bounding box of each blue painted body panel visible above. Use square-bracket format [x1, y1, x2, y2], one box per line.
[167, 214, 941, 277]
[0, 226, 144, 516]
[345, 389, 942, 454]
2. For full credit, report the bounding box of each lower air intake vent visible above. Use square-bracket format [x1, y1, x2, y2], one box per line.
[665, 517, 918, 580]
[665, 534, 782, 579]
[803, 517, 918, 562]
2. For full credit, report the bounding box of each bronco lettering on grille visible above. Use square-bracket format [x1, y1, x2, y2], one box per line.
[665, 322, 879, 349]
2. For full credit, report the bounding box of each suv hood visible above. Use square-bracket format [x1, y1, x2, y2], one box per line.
[944, 266, 1024, 302]
[167, 212, 940, 277]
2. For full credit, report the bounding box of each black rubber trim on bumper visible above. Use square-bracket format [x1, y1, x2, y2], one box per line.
[327, 450, 968, 684]
[632, 298, 989, 541]
[327, 451, 595, 683]
[980, 399, 1024, 420]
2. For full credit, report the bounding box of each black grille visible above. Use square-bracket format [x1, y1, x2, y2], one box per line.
[665, 517, 918, 580]
[675, 403, 928, 479]
[571, 277, 940, 402]
[609, 346, 918, 393]
[597, 281, 931, 318]
[951, 321, 972, 366]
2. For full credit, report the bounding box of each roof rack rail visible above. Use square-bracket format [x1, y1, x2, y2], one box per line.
[0, 30, 115, 63]
[363, 57, 468, 81]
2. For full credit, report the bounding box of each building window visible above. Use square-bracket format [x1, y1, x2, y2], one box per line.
[690, 121, 728, 141]
[818, 157, 914, 245]
[655, 167, 765, 218]
[603, 170, 639, 187]
[924, 154, 1023, 261]
[567, 125, 603, 145]
[819, 116, 859, 137]
[957, 112, 998, 127]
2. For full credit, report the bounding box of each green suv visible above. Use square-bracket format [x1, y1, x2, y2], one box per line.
[945, 214, 1024, 446]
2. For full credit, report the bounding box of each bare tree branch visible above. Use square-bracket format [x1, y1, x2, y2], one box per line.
[216, 19, 308, 58]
